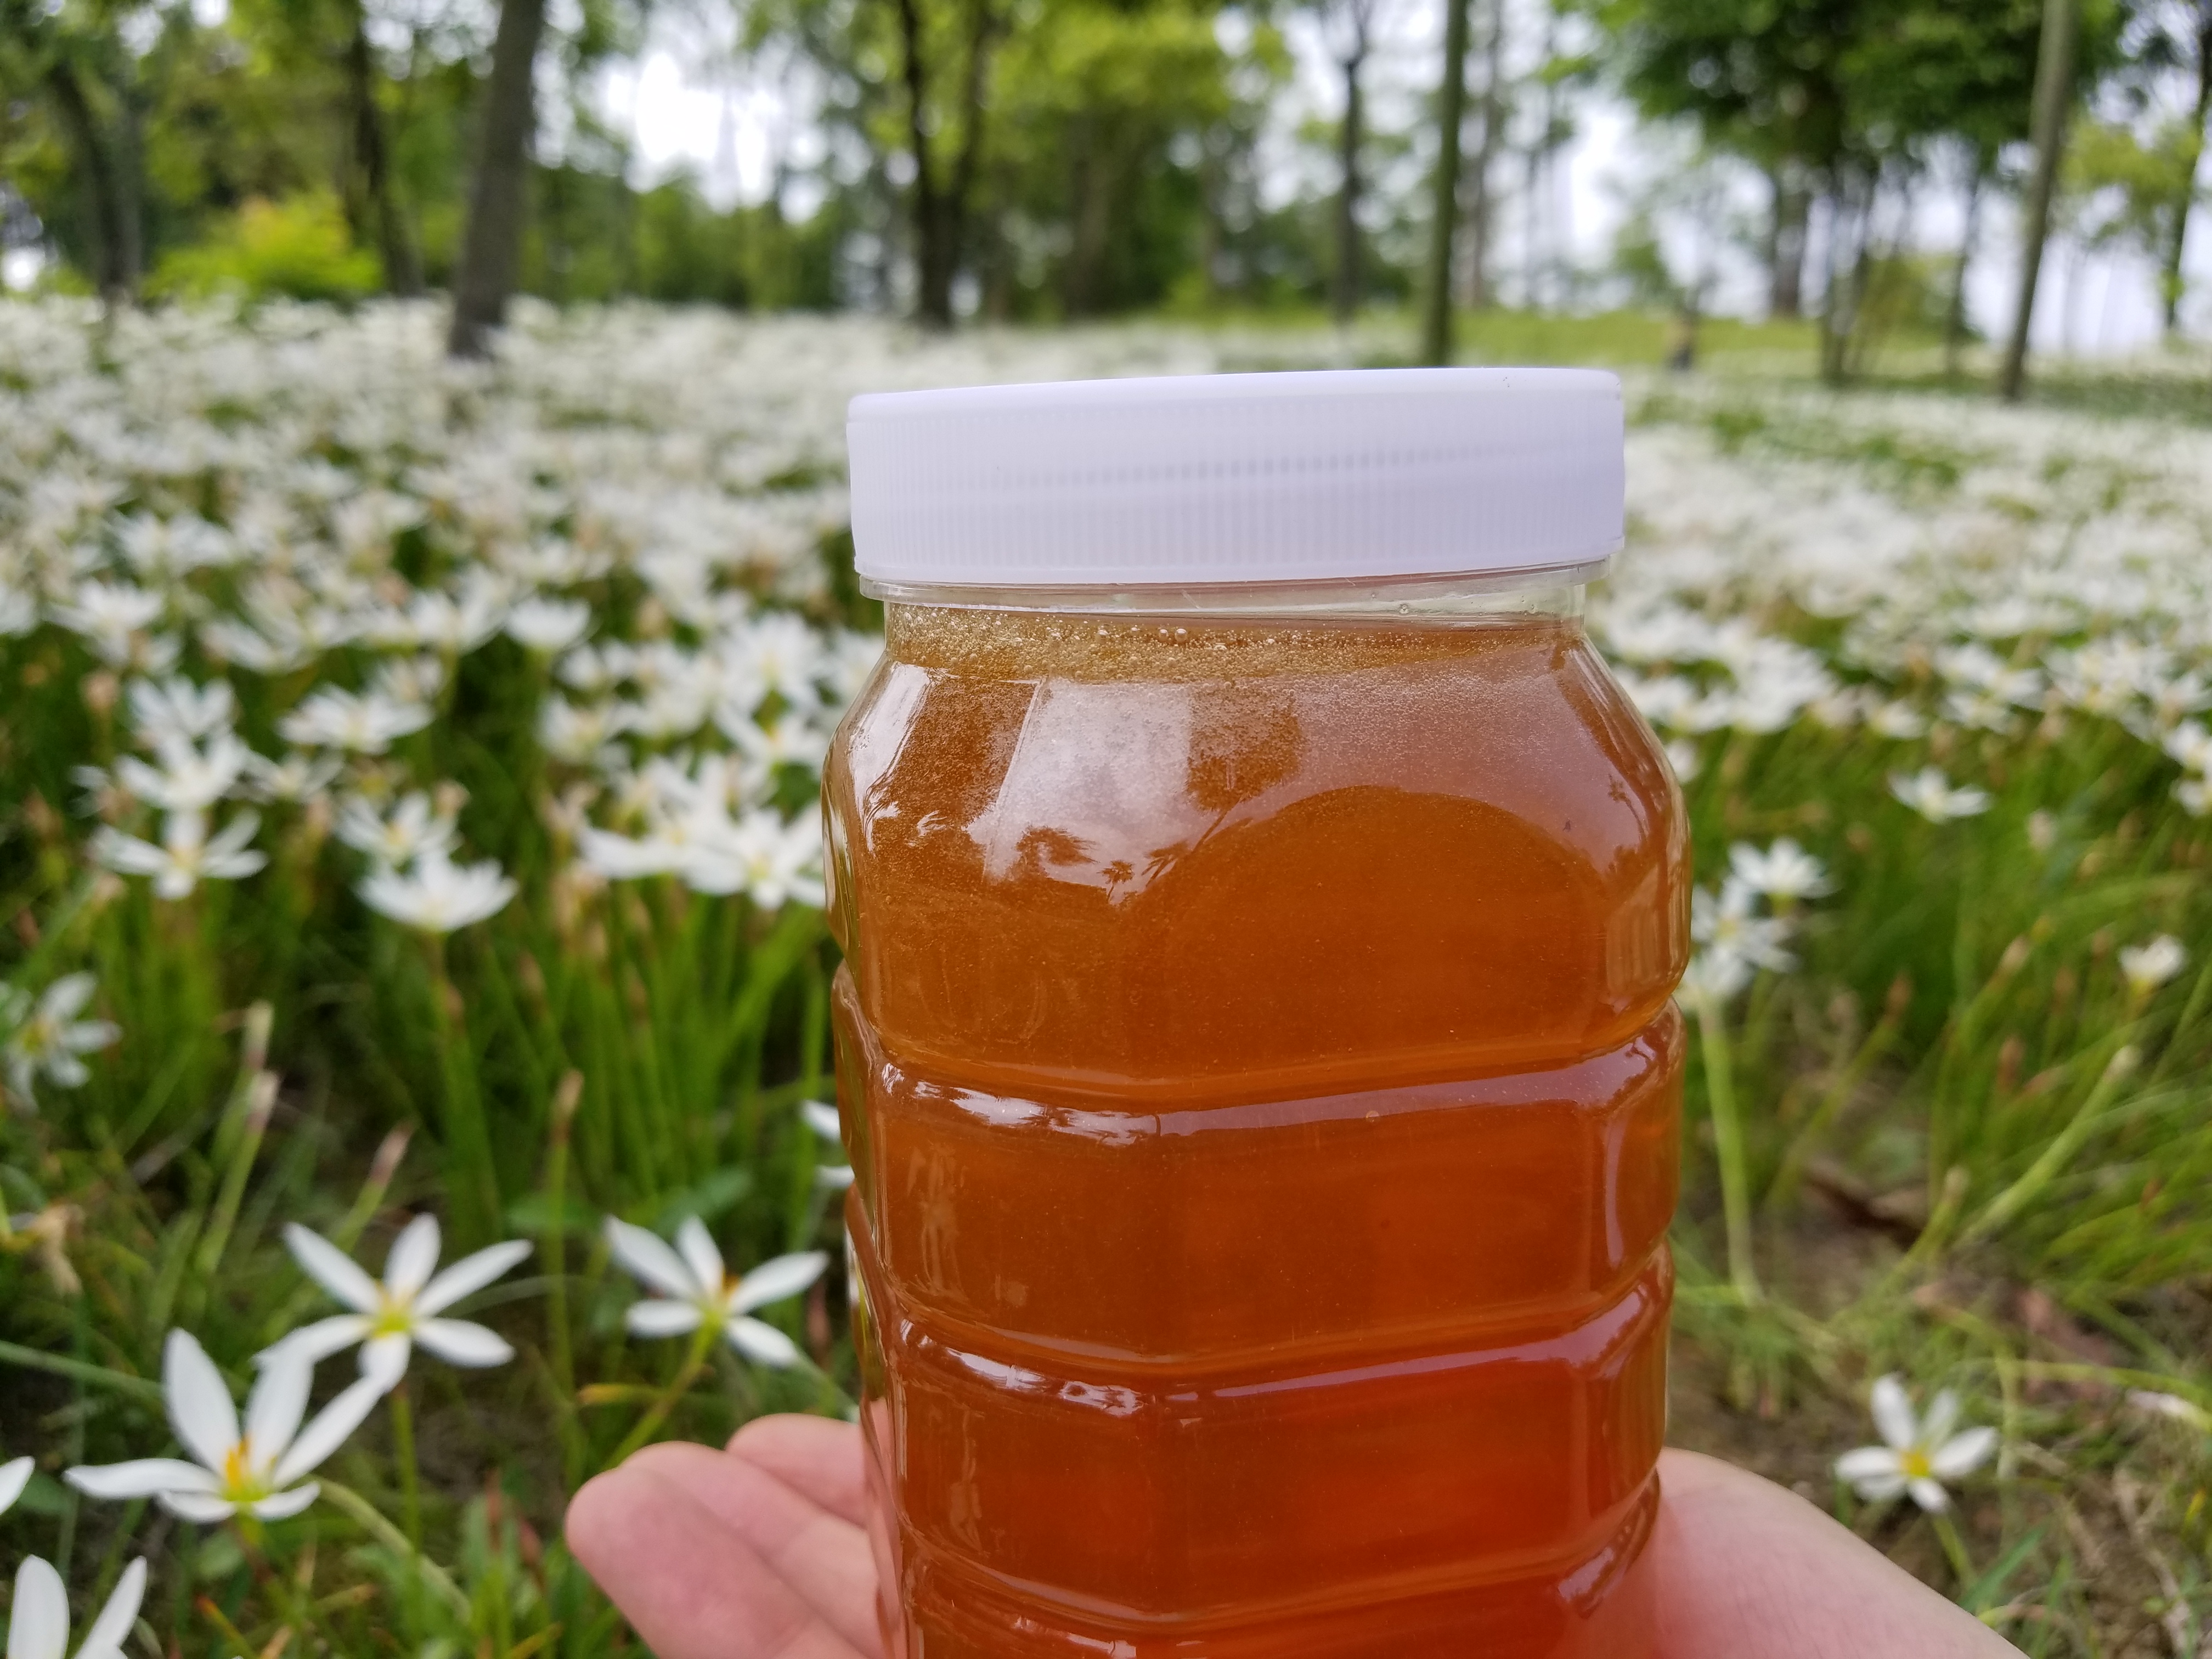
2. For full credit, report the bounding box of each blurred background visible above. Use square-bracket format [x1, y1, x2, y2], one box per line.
[3, 0, 2210, 376]
[4, 2, 2212, 1656]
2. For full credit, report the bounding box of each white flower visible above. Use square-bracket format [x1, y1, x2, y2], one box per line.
[684, 809, 826, 909]
[407, 576, 509, 654]
[66, 1330, 383, 1522]
[1725, 839, 1832, 902]
[358, 852, 516, 933]
[50, 579, 164, 664]
[2163, 722, 2212, 774]
[2125, 1390, 2211, 1430]
[241, 749, 343, 805]
[1691, 883, 1795, 972]
[114, 731, 253, 812]
[92, 809, 267, 899]
[1868, 701, 1929, 740]
[126, 676, 237, 745]
[371, 654, 448, 708]
[800, 1098, 855, 1190]
[335, 792, 459, 871]
[1834, 1374, 1997, 1514]
[264, 1215, 531, 1390]
[603, 1216, 826, 1368]
[2118, 935, 2187, 997]
[0, 1454, 31, 1515]
[3, 973, 121, 1107]
[505, 597, 592, 654]
[1889, 767, 1993, 823]
[5, 1556, 145, 1659]
[279, 688, 432, 754]
[1677, 947, 1754, 1008]
[1662, 737, 1701, 782]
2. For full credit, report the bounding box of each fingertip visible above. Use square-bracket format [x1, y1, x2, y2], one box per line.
[727, 1410, 857, 1460]
[562, 1465, 637, 1574]
[729, 1412, 872, 1527]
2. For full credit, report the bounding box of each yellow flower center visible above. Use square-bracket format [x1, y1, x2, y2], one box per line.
[1900, 1449, 1933, 1481]
[370, 1291, 415, 1338]
[220, 1437, 267, 1501]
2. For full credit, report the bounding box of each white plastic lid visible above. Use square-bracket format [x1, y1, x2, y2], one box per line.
[845, 366, 1623, 590]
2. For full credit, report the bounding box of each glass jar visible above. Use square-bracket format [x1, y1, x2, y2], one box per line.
[826, 371, 1689, 1658]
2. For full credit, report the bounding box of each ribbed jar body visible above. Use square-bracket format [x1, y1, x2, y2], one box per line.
[823, 585, 1689, 1658]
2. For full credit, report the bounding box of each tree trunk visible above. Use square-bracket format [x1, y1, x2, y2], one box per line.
[447, 0, 548, 358]
[891, 0, 1001, 329]
[1419, 0, 1472, 364]
[43, 57, 133, 306]
[346, 10, 424, 296]
[1332, 47, 1367, 325]
[2000, 0, 2080, 403]
[1766, 166, 1808, 319]
[1944, 160, 1984, 378]
[2160, 2, 2212, 335]
[1463, 0, 1505, 310]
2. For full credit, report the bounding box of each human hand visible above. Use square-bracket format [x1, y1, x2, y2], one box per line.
[567, 1420, 2021, 1658]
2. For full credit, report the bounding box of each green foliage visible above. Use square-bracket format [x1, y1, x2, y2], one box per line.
[149, 191, 383, 302]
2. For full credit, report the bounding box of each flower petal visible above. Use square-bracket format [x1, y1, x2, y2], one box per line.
[1918, 1387, 1961, 1450]
[243, 1347, 315, 1474]
[0, 1455, 31, 1517]
[66, 1459, 221, 1500]
[158, 1490, 239, 1524]
[1869, 1374, 1917, 1452]
[604, 1216, 698, 1299]
[1847, 1468, 1909, 1502]
[626, 1299, 705, 1338]
[259, 1314, 374, 1368]
[359, 1333, 413, 1392]
[161, 1330, 239, 1476]
[1907, 1477, 1950, 1514]
[1931, 1426, 1998, 1479]
[414, 1318, 515, 1368]
[1833, 1447, 1904, 1485]
[727, 1315, 802, 1369]
[675, 1217, 726, 1301]
[271, 1374, 385, 1487]
[250, 1483, 320, 1521]
[8, 1555, 69, 1659]
[77, 1556, 146, 1658]
[415, 1239, 532, 1316]
[385, 1213, 443, 1300]
[283, 1224, 381, 1313]
[731, 1250, 828, 1315]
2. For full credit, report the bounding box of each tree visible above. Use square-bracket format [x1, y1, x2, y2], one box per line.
[1322, 0, 1382, 324]
[1, 0, 145, 304]
[447, 0, 549, 356]
[2000, 0, 2081, 400]
[1420, 0, 1472, 360]
[341, 0, 422, 295]
[1463, 0, 1504, 308]
[2158, 0, 2211, 331]
[887, 0, 1006, 327]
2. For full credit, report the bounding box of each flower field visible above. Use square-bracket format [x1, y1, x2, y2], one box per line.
[2, 298, 2210, 1657]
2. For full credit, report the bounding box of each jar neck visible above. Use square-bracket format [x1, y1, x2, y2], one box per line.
[864, 564, 1598, 625]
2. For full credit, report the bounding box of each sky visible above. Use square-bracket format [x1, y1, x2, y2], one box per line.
[590, 0, 2212, 354]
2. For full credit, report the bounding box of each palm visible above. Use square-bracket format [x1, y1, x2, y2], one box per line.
[568, 1424, 2019, 1659]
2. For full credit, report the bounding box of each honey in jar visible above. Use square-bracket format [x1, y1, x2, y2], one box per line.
[827, 370, 1688, 1657]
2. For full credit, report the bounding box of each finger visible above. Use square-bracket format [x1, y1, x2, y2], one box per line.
[730, 1412, 873, 1530]
[632, 1439, 882, 1656]
[1651, 1450, 2021, 1659]
[567, 1456, 871, 1659]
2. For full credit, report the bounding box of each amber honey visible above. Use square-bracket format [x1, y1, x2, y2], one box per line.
[826, 601, 1688, 1657]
